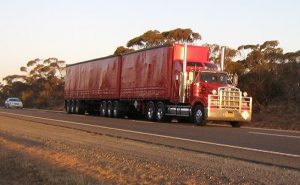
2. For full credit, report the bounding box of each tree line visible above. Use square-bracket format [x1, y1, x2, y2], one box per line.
[1, 28, 299, 110]
[0, 58, 65, 108]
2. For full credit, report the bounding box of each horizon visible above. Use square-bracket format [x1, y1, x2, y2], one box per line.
[0, 0, 299, 83]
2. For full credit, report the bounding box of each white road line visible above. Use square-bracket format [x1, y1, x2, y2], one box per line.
[131, 120, 155, 123]
[207, 123, 231, 127]
[23, 108, 64, 114]
[7, 108, 300, 133]
[4, 107, 300, 134]
[1, 111, 300, 158]
[249, 132, 300, 139]
[242, 126, 300, 134]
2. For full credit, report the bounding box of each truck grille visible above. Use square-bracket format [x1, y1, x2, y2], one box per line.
[219, 87, 241, 110]
[207, 87, 252, 121]
[208, 87, 252, 111]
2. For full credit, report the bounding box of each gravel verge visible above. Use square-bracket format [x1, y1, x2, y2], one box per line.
[0, 115, 299, 185]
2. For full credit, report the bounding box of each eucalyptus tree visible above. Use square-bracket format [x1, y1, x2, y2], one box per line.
[114, 46, 134, 55]
[2, 58, 66, 108]
[125, 28, 201, 50]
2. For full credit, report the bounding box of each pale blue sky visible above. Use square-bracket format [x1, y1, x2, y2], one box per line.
[0, 0, 299, 81]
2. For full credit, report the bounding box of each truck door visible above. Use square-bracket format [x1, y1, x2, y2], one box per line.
[171, 60, 183, 103]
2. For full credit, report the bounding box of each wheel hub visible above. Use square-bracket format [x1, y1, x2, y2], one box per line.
[147, 108, 153, 119]
[196, 109, 203, 122]
[157, 108, 163, 120]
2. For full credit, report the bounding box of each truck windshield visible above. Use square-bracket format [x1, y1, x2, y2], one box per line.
[187, 62, 203, 67]
[200, 72, 229, 84]
[204, 63, 217, 68]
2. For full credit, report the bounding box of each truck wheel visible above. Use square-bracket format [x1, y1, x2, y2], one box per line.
[193, 105, 206, 126]
[230, 121, 241, 128]
[156, 102, 170, 122]
[145, 101, 156, 121]
[100, 101, 107, 117]
[107, 101, 113, 117]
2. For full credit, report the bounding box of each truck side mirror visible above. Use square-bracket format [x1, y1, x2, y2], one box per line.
[233, 73, 238, 86]
[188, 72, 194, 82]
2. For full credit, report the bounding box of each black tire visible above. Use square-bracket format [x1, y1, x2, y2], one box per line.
[156, 102, 170, 122]
[77, 101, 85, 115]
[107, 101, 113, 117]
[66, 101, 72, 114]
[113, 101, 123, 118]
[193, 105, 206, 126]
[230, 121, 241, 128]
[71, 101, 76, 114]
[100, 101, 107, 117]
[145, 101, 156, 121]
[65, 102, 67, 112]
[74, 101, 79, 114]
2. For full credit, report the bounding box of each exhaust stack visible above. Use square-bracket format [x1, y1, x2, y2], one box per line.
[179, 43, 188, 103]
[221, 46, 225, 71]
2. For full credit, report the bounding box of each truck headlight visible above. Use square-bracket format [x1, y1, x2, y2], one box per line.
[243, 92, 248, 97]
[212, 89, 217, 95]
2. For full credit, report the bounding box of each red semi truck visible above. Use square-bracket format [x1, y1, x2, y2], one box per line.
[64, 44, 252, 127]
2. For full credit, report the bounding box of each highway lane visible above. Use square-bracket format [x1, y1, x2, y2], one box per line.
[0, 108, 299, 170]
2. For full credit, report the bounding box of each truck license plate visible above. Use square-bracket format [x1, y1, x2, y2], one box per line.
[225, 112, 234, 118]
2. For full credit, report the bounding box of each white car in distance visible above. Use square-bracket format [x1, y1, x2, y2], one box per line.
[5, 98, 23, 109]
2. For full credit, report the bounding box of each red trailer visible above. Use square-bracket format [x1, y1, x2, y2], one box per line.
[65, 44, 252, 126]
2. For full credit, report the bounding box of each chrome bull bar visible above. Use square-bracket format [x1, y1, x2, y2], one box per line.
[207, 87, 252, 122]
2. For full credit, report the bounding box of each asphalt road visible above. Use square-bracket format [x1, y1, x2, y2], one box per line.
[0, 107, 299, 170]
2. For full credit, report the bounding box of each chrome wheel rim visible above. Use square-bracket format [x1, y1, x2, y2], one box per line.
[113, 109, 117, 117]
[75, 104, 79, 113]
[157, 108, 163, 120]
[147, 108, 153, 119]
[195, 109, 203, 122]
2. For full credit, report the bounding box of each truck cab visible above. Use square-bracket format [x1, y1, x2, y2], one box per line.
[167, 44, 252, 127]
[186, 70, 252, 126]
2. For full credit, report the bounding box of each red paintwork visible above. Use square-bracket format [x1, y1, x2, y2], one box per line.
[173, 44, 209, 62]
[64, 56, 122, 100]
[120, 46, 172, 99]
[65, 44, 214, 105]
[189, 81, 230, 107]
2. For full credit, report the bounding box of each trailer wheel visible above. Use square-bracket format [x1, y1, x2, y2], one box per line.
[113, 101, 123, 118]
[66, 101, 72, 114]
[77, 101, 85, 115]
[145, 101, 156, 121]
[74, 100, 79, 114]
[193, 105, 206, 126]
[70, 100, 76, 114]
[230, 121, 241, 128]
[65, 101, 67, 112]
[156, 102, 170, 122]
[100, 101, 107, 117]
[107, 101, 113, 117]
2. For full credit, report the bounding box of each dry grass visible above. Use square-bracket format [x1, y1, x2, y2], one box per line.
[1, 115, 300, 185]
[0, 138, 98, 185]
[252, 103, 300, 130]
